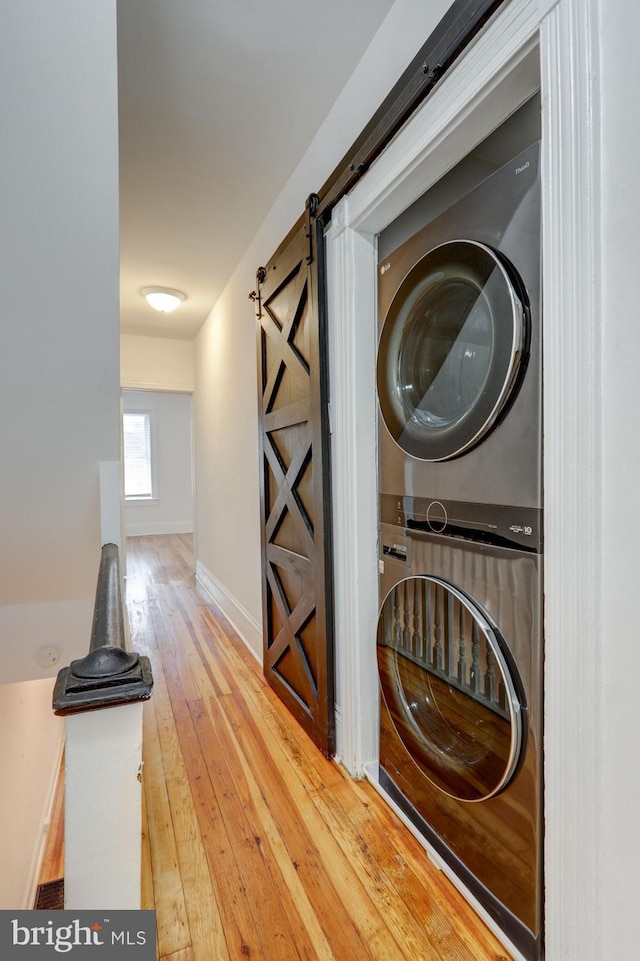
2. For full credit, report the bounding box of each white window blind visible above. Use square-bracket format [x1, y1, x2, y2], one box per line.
[123, 410, 153, 498]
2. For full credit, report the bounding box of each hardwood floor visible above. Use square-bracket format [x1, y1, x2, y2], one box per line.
[43, 533, 512, 960]
[39, 755, 64, 888]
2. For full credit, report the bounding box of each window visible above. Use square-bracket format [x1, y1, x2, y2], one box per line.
[123, 410, 154, 499]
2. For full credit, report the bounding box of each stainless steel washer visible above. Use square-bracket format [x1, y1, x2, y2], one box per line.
[376, 522, 543, 961]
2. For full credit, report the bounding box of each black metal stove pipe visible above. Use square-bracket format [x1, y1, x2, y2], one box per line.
[52, 543, 153, 715]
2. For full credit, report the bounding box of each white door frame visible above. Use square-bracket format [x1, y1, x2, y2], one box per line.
[326, 0, 602, 958]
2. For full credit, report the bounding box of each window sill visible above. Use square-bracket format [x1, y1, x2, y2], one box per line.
[125, 497, 159, 506]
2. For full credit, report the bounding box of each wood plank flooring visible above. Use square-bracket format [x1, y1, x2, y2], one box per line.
[47, 533, 513, 961]
[38, 755, 64, 888]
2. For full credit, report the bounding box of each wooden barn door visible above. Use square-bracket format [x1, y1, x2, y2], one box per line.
[255, 202, 335, 756]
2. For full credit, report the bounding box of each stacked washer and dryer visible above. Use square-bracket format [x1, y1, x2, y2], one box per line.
[374, 101, 544, 961]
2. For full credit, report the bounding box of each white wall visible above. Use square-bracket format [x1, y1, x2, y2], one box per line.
[0, 680, 64, 909]
[599, 4, 640, 954]
[0, 0, 121, 680]
[0, 0, 119, 908]
[123, 390, 194, 536]
[121, 333, 195, 392]
[194, 0, 452, 658]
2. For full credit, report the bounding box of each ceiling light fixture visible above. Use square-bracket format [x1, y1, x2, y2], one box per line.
[140, 286, 186, 313]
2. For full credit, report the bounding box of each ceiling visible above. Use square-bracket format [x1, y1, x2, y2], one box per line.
[117, 0, 397, 340]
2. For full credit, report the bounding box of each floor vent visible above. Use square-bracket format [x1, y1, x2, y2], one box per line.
[34, 878, 64, 910]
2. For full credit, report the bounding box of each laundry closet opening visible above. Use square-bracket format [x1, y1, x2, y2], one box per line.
[325, 17, 544, 959]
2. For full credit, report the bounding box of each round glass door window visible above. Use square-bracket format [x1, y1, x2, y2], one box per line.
[377, 240, 528, 461]
[377, 575, 524, 802]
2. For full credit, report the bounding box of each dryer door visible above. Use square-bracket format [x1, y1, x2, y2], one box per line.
[377, 575, 524, 802]
[377, 240, 528, 461]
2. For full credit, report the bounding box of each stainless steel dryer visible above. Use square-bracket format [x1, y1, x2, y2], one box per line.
[377, 140, 542, 518]
[376, 521, 543, 961]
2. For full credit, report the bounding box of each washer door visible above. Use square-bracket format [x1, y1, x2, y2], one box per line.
[377, 240, 528, 461]
[377, 575, 524, 802]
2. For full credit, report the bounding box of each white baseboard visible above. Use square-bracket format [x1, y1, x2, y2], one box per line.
[125, 521, 193, 537]
[333, 703, 343, 765]
[195, 561, 262, 664]
[25, 728, 65, 909]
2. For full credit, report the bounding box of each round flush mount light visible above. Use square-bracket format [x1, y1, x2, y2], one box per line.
[140, 286, 186, 313]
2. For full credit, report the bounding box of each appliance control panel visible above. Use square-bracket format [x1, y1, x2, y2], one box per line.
[380, 493, 543, 553]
